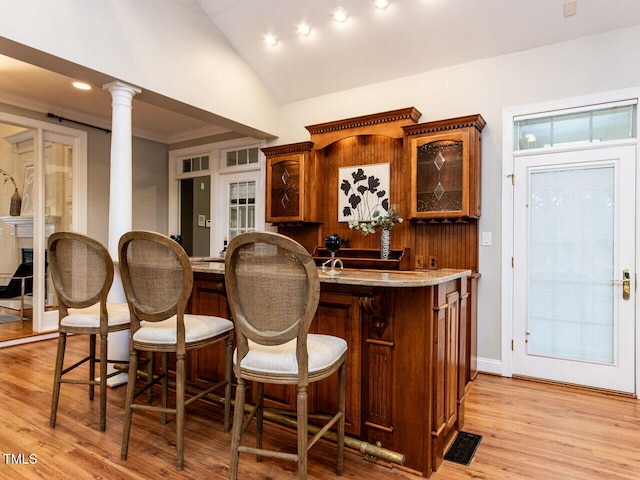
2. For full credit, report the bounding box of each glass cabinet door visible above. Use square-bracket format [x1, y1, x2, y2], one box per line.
[406, 115, 484, 220]
[267, 157, 301, 220]
[262, 141, 314, 224]
[415, 135, 465, 215]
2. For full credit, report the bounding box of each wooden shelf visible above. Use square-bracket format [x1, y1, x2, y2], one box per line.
[311, 247, 411, 271]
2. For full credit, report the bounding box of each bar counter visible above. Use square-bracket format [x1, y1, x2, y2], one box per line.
[187, 260, 475, 478]
[191, 259, 469, 287]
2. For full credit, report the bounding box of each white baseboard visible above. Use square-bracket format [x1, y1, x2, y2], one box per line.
[477, 357, 503, 376]
[0, 332, 58, 349]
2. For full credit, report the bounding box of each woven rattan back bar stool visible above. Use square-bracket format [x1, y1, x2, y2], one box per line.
[118, 230, 234, 471]
[48, 231, 131, 432]
[225, 231, 347, 480]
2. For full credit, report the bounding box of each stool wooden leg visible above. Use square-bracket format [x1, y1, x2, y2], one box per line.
[297, 385, 308, 480]
[229, 378, 246, 480]
[161, 352, 168, 425]
[89, 334, 96, 401]
[224, 335, 233, 433]
[121, 350, 138, 461]
[256, 382, 264, 462]
[99, 333, 108, 432]
[49, 332, 66, 428]
[337, 361, 346, 475]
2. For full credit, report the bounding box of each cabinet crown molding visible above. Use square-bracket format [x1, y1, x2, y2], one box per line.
[403, 114, 486, 137]
[305, 107, 421, 136]
[261, 141, 314, 156]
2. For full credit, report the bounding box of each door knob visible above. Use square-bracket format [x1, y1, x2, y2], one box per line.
[613, 269, 631, 300]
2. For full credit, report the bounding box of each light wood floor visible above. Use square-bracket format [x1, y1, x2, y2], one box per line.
[1, 335, 640, 479]
[0, 318, 36, 342]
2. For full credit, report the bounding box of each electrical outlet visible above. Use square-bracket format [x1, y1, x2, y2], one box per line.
[415, 255, 424, 269]
[428, 256, 437, 269]
[564, 0, 577, 17]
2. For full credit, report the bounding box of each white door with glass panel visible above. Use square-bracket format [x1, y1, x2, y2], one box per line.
[215, 171, 263, 248]
[512, 146, 635, 393]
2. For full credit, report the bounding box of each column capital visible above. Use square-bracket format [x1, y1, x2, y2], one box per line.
[103, 81, 142, 97]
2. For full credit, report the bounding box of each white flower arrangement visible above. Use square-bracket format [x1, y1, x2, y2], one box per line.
[348, 204, 403, 236]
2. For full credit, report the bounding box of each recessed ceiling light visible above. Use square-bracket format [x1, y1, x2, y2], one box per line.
[374, 0, 390, 9]
[297, 22, 311, 36]
[333, 7, 348, 22]
[264, 33, 278, 47]
[72, 81, 91, 90]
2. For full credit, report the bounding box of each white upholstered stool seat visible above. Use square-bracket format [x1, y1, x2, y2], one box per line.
[134, 314, 233, 345]
[237, 335, 347, 379]
[64, 303, 131, 329]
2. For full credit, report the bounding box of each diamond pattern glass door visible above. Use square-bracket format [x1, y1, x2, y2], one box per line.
[416, 140, 463, 213]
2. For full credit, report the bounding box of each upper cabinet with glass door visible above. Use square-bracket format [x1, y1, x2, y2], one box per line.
[404, 115, 485, 219]
[262, 142, 316, 223]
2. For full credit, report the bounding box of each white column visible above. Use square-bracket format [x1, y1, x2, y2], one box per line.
[103, 81, 141, 386]
[104, 81, 140, 259]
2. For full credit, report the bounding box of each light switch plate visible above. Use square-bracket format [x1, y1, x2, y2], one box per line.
[482, 231, 492, 246]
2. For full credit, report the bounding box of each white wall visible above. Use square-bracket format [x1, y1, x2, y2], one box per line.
[0, 0, 279, 137]
[274, 25, 640, 365]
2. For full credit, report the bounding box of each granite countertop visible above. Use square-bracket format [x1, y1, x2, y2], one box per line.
[190, 259, 470, 287]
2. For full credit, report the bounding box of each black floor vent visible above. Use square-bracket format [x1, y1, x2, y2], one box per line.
[444, 431, 482, 466]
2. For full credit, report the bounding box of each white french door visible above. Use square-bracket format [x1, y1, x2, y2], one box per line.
[512, 145, 636, 393]
[214, 170, 264, 252]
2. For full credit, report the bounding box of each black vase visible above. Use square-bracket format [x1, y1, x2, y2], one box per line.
[9, 188, 21, 216]
[324, 233, 340, 254]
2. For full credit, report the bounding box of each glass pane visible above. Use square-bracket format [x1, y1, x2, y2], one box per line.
[230, 184, 238, 204]
[227, 180, 256, 239]
[226, 151, 236, 167]
[201, 155, 210, 170]
[553, 112, 590, 145]
[270, 159, 300, 217]
[528, 165, 614, 363]
[515, 103, 636, 150]
[248, 205, 255, 228]
[248, 148, 259, 164]
[45, 140, 74, 306]
[238, 150, 247, 165]
[230, 207, 237, 228]
[239, 206, 246, 228]
[515, 117, 552, 150]
[593, 106, 635, 142]
[416, 140, 463, 213]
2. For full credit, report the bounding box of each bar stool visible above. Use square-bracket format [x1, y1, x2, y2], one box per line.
[118, 230, 233, 471]
[48, 231, 131, 432]
[225, 231, 347, 480]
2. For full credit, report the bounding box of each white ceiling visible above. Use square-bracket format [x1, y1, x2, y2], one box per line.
[1, 0, 640, 142]
[198, 0, 640, 103]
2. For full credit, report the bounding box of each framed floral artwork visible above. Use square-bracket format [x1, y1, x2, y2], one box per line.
[338, 162, 390, 222]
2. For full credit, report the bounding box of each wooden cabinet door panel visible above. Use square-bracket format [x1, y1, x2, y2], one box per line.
[405, 114, 485, 219]
[313, 292, 362, 436]
[187, 274, 229, 384]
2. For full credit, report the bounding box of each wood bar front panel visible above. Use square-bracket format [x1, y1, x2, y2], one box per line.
[188, 272, 470, 478]
[188, 272, 229, 384]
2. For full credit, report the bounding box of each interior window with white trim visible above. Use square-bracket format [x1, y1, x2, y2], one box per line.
[514, 101, 637, 151]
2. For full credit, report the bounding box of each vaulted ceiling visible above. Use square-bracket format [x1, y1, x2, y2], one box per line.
[1, 0, 640, 142]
